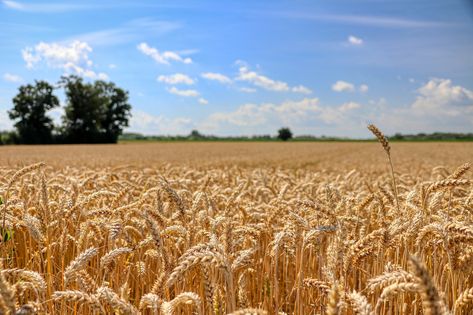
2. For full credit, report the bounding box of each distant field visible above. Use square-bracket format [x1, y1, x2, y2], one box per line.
[0, 142, 472, 314]
[0, 141, 472, 169]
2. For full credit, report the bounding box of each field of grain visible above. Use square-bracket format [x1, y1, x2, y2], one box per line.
[0, 137, 472, 314]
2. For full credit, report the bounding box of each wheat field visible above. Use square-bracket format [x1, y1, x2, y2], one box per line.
[0, 132, 473, 314]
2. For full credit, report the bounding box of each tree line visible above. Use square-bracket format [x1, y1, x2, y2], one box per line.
[1, 75, 131, 144]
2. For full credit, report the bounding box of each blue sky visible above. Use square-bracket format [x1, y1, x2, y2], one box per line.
[1, 0, 473, 137]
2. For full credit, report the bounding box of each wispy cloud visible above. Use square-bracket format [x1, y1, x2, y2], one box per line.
[2, 0, 96, 13]
[201, 72, 232, 84]
[359, 84, 369, 93]
[3, 73, 23, 83]
[167, 86, 200, 97]
[138, 42, 192, 65]
[69, 19, 181, 47]
[292, 85, 312, 94]
[239, 87, 257, 93]
[158, 73, 195, 85]
[268, 12, 451, 28]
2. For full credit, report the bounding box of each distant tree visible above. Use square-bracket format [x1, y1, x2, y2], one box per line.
[95, 80, 132, 143]
[60, 75, 131, 143]
[8, 81, 59, 144]
[277, 127, 293, 141]
[189, 130, 204, 139]
[0, 131, 18, 145]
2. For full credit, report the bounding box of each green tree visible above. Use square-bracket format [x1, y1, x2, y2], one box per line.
[95, 81, 132, 143]
[189, 130, 204, 140]
[8, 81, 59, 144]
[60, 75, 131, 143]
[277, 127, 293, 141]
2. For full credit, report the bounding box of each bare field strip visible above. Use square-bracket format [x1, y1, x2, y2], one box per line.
[0, 142, 472, 314]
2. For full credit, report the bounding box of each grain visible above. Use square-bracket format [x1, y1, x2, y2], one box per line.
[0, 140, 471, 314]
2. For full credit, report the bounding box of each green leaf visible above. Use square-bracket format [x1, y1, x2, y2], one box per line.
[0, 228, 13, 242]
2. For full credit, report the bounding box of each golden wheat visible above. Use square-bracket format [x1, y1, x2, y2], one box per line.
[0, 136, 471, 314]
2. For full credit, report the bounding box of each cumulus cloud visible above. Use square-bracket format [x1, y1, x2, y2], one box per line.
[201, 72, 232, 84]
[206, 98, 319, 127]
[359, 84, 369, 93]
[127, 110, 192, 135]
[366, 78, 473, 136]
[332, 80, 355, 92]
[3, 73, 23, 83]
[348, 35, 363, 45]
[22, 40, 108, 80]
[137, 42, 192, 65]
[203, 97, 362, 134]
[198, 98, 208, 105]
[158, 73, 194, 85]
[412, 78, 473, 114]
[292, 85, 312, 94]
[167, 86, 200, 97]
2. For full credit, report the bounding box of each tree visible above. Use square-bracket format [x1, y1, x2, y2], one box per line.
[8, 81, 59, 144]
[189, 130, 204, 139]
[95, 81, 132, 143]
[60, 75, 131, 143]
[277, 127, 293, 141]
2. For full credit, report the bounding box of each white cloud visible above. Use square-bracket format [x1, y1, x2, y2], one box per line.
[339, 102, 361, 112]
[348, 35, 363, 46]
[0, 109, 12, 131]
[412, 78, 473, 114]
[3, 73, 23, 83]
[127, 110, 192, 135]
[236, 65, 289, 92]
[409, 78, 415, 83]
[359, 84, 369, 93]
[202, 97, 363, 134]
[3, 0, 22, 9]
[137, 42, 192, 65]
[108, 64, 117, 69]
[167, 86, 200, 97]
[158, 73, 194, 85]
[239, 87, 257, 93]
[366, 78, 473, 136]
[275, 12, 449, 28]
[198, 98, 208, 105]
[332, 80, 355, 92]
[2, 0, 96, 12]
[22, 40, 108, 80]
[201, 72, 232, 84]
[292, 85, 312, 94]
[71, 19, 181, 47]
[206, 98, 320, 127]
[236, 64, 312, 94]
